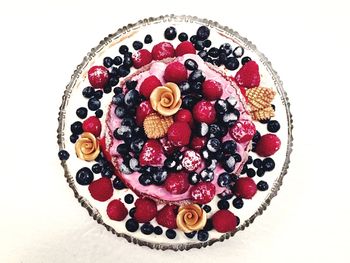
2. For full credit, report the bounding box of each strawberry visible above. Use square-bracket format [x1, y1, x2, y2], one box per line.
[88, 65, 109, 89]
[255, 133, 281, 157]
[159, 137, 177, 155]
[175, 41, 196, 56]
[181, 150, 202, 172]
[202, 80, 223, 101]
[88, 177, 113, 202]
[190, 182, 216, 204]
[190, 136, 207, 151]
[139, 76, 162, 98]
[211, 210, 237, 233]
[174, 109, 193, 126]
[167, 122, 191, 147]
[234, 61, 260, 88]
[132, 49, 152, 69]
[156, 205, 178, 229]
[99, 136, 112, 162]
[164, 62, 188, 83]
[134, 198, 157, 223]
[192, 100, 216, 124]
[229, 119, 256, 143]
[234, 177, 257, 199]
[135, 101, 154, 126]
[107, 199, 128, 221]
[152, 42, 175, 60]
[139, 139, 164, 167]
[82, 116, 101, 137]
[164, 171, 190, 195]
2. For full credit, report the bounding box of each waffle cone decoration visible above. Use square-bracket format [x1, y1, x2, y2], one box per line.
[251, 105, 275, 120]
[143, 112, 174, 139]
[246, 87, 276, 120]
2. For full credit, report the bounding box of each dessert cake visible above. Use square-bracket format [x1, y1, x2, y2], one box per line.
[57, 15, 292, 250]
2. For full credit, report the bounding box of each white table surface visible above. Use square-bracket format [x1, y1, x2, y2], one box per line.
[0, 0, 349, 262]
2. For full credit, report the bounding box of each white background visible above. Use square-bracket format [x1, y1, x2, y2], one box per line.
[0, 0, 349, 262]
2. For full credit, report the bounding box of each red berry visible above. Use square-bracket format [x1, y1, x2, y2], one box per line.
[88, 66, 109, 89]
[138, 139, 164, 167]
[164, 62, 188, 83]
[174, 109, 193, 125]
[132, 49, 152, 69]
[239, 85, 248, 102]
[192, 100, 216, 124]
[139, 76, 162, 98]
[82, 116, 101, 137]
[255, 133, 281, 157]
[156, 205, 178, 229]
[152, 42, 175, 60]
[175, 41, 196, 56]
[235, 61, 260, 88]
[88, 177, 113, 202]
[135, 101, 154, 126]
[212, 210, 237, 233]
[229, 119, 256, 143]
[190, 182, 216, 204]
[99, 136, 112, 162]
[190, 136, 207, 151]
[202, 80, 223, 101]
[181, 150, 202, 172]
[107, 199, 128, 221]
[159, 137, 177, 155]
[164, 171, 190, 195]
[134, 198, 157, 223]
[167, 122, 191, 147]
[234, 177, 257, 199]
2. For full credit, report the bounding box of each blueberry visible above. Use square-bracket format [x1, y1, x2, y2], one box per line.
[141, 223, 154, 235]
[222, 140, 237, 154]
[198, 50, 208, 59]
[101, 165, 114, 178]
[246, 168, 256, 177]
[262, 158, 275, 171]
[121, 117, 136, 127]
[119, 45, 129, 55]
[126, 80, 138, 90]
[129, 158, 141, 172]
[117, 66, 130, 77]
[217, 172, 232, 187]
[125, 219, 139, 232]
[241, 164, 248, 174]
[88, 98, 101, 111]
[95, 109, 103, 118]
[144, 34, 152, 44]
[267, 120, 280, 133]
[154, 226, 163, 235]
[215, 99, 229, 115]
[184, 59, 198, 71]
[76, 107, 88, 119]
[76, 167, 94, 185]
[179, 82, 191, 94]
[108, 76, 119, 87]
[222, 155, 236, 173]
[253, 158, 262, 168]
[178, 32, 188, 41]
[204, 57, 213, 64]
[194, 41, 205, 51]
[93, 90, 103, 99]
[225, 57, 239, 70]
[219, 43, 233, 56]
[213, 59, 221, 66]
[208, 47, 219, 58]
[164, 26, 177, 40]
[182, 95, 199, 109]
[218, 52, 227, 64]
[165, 229, 176, 239]
[123, 55, 133, 68]
[241, 56, 251, 65]
[112, 93, 125, 106]
[188, 172, 200, 185]
[130, 138, 145, 154]
[271, 104, 276, 111]
[124, 89, 140, 108]
[200, 169, 214, 182]
[253, 131, 261, 143]
[197, 230, 209, 241]
[218, 191, 234, 200]
[257, 168, 265, 177]
[139, 173, 153, 186]
[201, 149, 210, 160]
[124, 194, 134, 204]
[257, 180, 269, 191]
[247, 156, 253, 164]
[152, 169, 168, 185]
[114, 126, 132, 140]
[232, 197, 244, 209]
[190, 82, 202, 93]
[196, 25, 210, 40]
[217, 200, 229, 210]
[70, 134, 78, 143]
[120, 162, 133, 174]
[203, 39, 212, 48]
[233, 153, 242, 162]
[233, 46, 244, 58]
[132, 40, 143, 50]
[207, 138, 221, 153]
[209, 124, 222, 138]
[206, 159, 217, 171]
[164, 158, 177, 170]
[188, 70, 205, 83]
[82, 86, 95, 98]
[236, 216, 240, 226]
[70, 121, 83, 135]
[200, 206, 211, 214]
[113, 177, 126, 190]
[92, 163, 102, 174]
[175, 163, 183, 171]
[185, 231, 197, 238]
[103, 57, 113, 68]
[113, 87, 122, 95]
[195, 123, 209, 139]
[190, 35, 198, 43]
[113, 56, 123, 66]
[58, 150, 69, 161]
[203, 218, 213, 231]
[115, 106, 126, 119]
[129, 207, 136, 217]
[226, 95, 238, 108]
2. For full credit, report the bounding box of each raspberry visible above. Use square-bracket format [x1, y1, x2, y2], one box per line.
[156, 205, 178, 229]
[107, 199, 128, 221]
[190, 182, 216, 204]
[152, 42, 175, 60]
[229, 119, 256, 143]
[174, 109, 193, 126]
[99, 136, 112, 162]
[202, 80, 223, 101]
[139, 76, 162, 98]
[135, 101, 154, 126]
[82, 116, 101, 137]
[192, 100, 216, 124]
[181, 150, 202, 172]
[234, 177, 257, 199]
[88, 66, 109, 89]
[211, 210, 237, 233]
[139, 140, 164, 167]
[167, 122, 191, 147]
[175, 41, 196, 56]
[164, 62, 188, 83]
[134, 198, 157, 223]
[132, 49, 153, 69]
[88, 177, 113, 202]
[235, 61, 260, 88]
[159, 137, 177, 155]
[190, 136, 207, 151]
[255, 133, 281, 157]
[164, 171, 190, 195]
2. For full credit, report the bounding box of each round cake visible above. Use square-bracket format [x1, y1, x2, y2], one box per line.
[57, 15, 293, 250]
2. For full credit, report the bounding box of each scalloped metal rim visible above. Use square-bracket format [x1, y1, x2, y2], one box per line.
[57, 14, 294, 251]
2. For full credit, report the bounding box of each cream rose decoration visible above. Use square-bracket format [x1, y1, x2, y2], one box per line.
[150, 82, 182, 116]
[176, 204, 207, 233]
[75, 132, 100, 161]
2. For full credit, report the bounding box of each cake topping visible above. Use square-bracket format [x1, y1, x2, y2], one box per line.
[134, 198, 158, 223]
[164, 62, 188, 84]
[234, 177, 257, 199]
[156, 205, 178, 229]
[107, 199, 128, 221]
[202, 80, 223, 101]
[190, 182, 216, 204]
[88, 177, 113, 202]
[75, 132, 100, 161]
[211, 210, 237, 233]
[192, 100, 217, 124]
[164, 171, 190, 195]
[132, 49, 153, 69]
[143, 112, 174, 139]
[229, 119, 256, 143]
[151, 42, 175, 60]
[246, 87, 276, 121]
[82, 116, 101, 137]
[139, 75, 162, 98]
[150, 82, 182, 116]
[167, 121, 191, 147]
[234, 60, 260, 88]
[255, 133, 281, 157]
[135, 100, 155, 126]
[181, 150, 202, 172]
[176, 204, 207, 233]
[138, 139, 164, 167]
[88, 65, 109, 89]
[175, 41, 196, 56]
